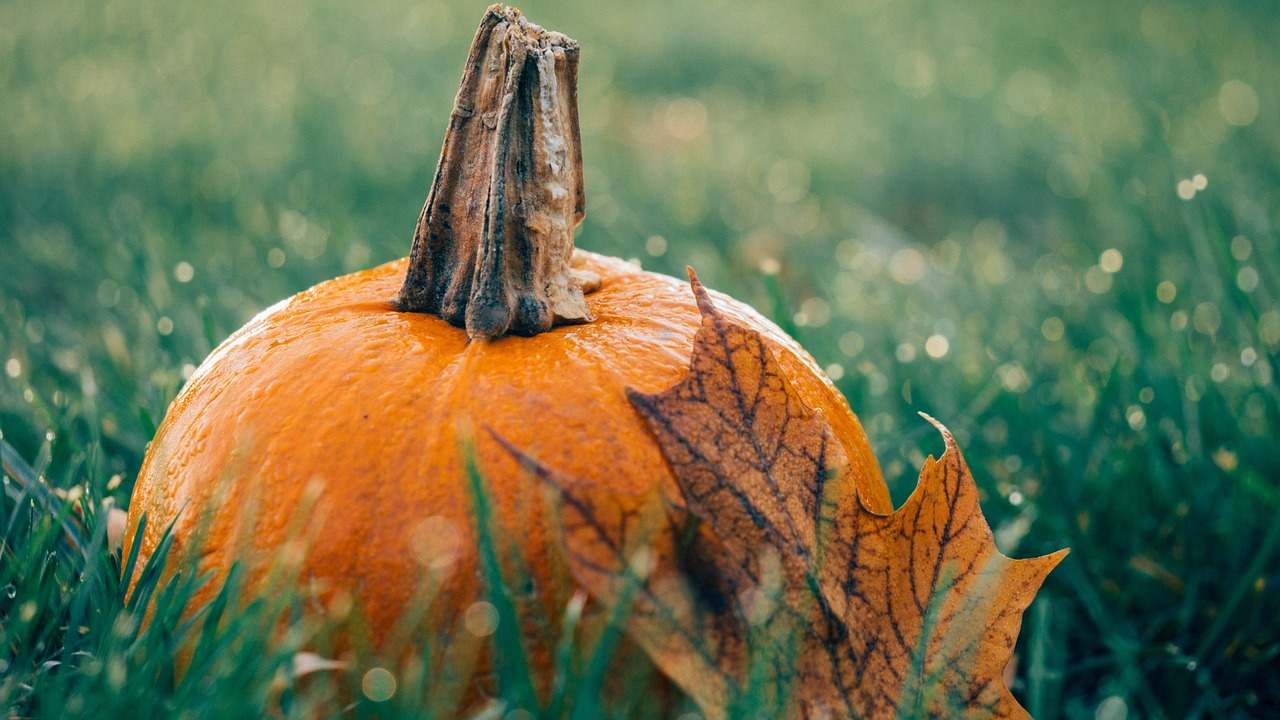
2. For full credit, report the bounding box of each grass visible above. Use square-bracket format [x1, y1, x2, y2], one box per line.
[3, 0, 1279, 716]
[1, 435, 673, 718]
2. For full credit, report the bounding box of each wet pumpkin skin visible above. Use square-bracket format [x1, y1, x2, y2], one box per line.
[124, 252, 890, 651]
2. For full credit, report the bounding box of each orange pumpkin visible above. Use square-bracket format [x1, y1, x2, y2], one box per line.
[124, 2, 890, 695]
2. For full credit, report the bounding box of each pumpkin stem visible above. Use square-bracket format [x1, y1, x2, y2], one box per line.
[398, 4, 597, 339]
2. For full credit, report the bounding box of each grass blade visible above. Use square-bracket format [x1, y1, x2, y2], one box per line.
[463, 448, 539, 712]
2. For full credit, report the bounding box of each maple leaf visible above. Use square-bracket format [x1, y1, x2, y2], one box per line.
[498, 269, 1067, 719]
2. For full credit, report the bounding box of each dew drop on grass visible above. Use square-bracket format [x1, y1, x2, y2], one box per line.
[1237, 267, 1259, 292]
[464, 601, 499, 637]
[107, 657, 127, 689]
[361, 667, 397, 702]
[1095, 695, 1128, 720]
[4, 584, 16, 599]
[1219, 80, 1258, 126]
[1099, 248, 1123, 273]
[925, 334, 950, 358]
[1230, 235, 1252, 260]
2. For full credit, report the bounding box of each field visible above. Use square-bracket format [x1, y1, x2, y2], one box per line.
[2, 0, 1278, 717]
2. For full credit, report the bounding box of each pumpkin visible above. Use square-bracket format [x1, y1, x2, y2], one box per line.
[124, 2, 891, 699]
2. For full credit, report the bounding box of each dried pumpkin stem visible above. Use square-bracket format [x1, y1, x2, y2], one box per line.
[399, 4, 597, 339]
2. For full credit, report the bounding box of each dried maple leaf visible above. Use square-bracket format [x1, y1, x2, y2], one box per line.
[499, 269, 1067, 719]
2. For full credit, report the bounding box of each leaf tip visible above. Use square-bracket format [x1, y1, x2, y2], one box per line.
[1015, 547, 1071, 599]
[685, 266, 718, 318]
[1043, 546, 1071, 570]
[624, 385, 658, 417]
[917, 411, 957, 453]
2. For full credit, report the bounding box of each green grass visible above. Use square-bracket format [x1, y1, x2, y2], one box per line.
[3, 0, 1278, 717]
[1, 435, 675, 718]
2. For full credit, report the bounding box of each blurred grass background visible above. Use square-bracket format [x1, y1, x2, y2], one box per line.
[2, 0, 1278, 716]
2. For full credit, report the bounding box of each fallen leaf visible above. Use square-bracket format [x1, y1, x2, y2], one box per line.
[500, 269, 1067, 719]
